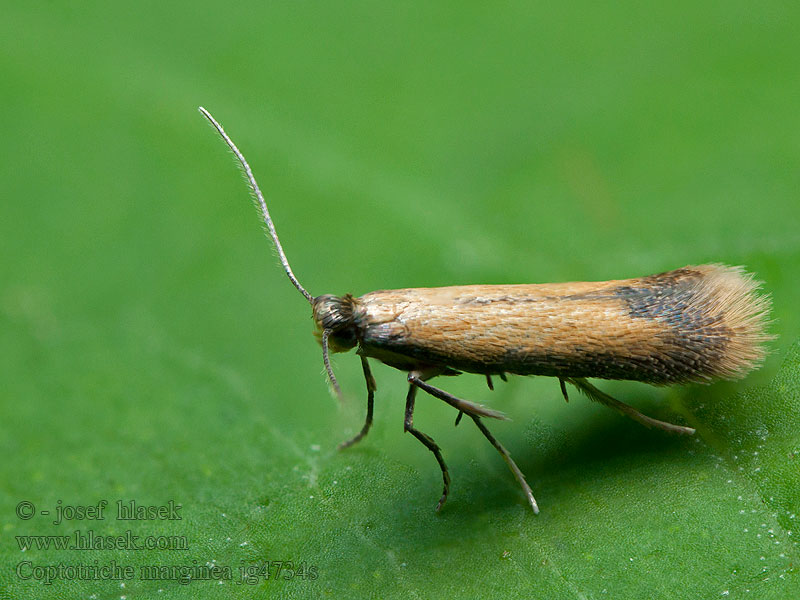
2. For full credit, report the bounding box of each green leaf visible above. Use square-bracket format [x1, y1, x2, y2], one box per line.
[2, 1, 800, 598]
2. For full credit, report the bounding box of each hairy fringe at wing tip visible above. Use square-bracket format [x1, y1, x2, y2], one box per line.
[692, 264, 774, 380]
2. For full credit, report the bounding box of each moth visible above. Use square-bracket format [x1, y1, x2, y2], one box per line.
[199, 107, 772, 513]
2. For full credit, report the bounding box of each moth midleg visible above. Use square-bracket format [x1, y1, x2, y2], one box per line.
[338, 356, 376, 450]
[559, 378, 569, 403]
[403, 383, 451, 511]
[409, 376, 507, 421]
[455, 375, 496, 426]
[565, 378, 696, 435]
[470, 415, 539, 514]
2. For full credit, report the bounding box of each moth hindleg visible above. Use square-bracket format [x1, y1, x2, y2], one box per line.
[565, 377, 696, 435]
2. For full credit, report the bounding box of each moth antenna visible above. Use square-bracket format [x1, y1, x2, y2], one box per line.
[199, 106, 313, 305]
[321, 329, 344, 401]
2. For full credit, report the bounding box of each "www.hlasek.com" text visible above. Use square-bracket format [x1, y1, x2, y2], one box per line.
[16, 530, 188, 551]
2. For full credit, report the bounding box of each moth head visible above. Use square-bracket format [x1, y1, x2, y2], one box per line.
[312, 294, 359, 353]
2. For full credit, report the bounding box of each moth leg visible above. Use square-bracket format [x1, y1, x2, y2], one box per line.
[404, 383, 450, 511]
[456, 374, 496, 426]
[408, 376, 507, 420]
[566, 378, 696, 435]
[338, 356, 376, 450]
[470, 415, 539, 514]
[559, 378, 569, 403]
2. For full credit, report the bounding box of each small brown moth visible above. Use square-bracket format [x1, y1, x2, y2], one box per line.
[199, 107, 773, 514]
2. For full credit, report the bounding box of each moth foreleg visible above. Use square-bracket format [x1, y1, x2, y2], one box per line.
[338, 356, 376, 450]
[565, 378, 696, 435]
[471, 415, 539, 514]
[403, 383, 450, 511]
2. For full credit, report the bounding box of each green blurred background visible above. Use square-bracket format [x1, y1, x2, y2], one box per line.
[2, 1, 799, 598]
